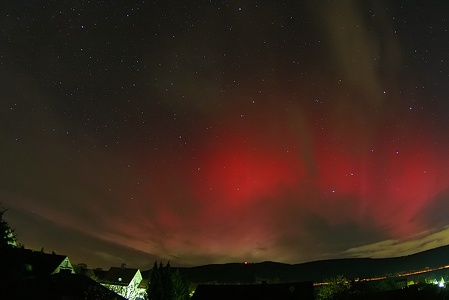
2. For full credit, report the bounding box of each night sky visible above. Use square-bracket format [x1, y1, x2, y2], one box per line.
[2, 1, 449, 269]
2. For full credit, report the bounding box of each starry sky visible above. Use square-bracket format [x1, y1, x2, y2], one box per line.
[2, 1, 449, 269]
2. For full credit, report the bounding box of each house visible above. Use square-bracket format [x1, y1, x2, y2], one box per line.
[191, 281, 314, 300]
[395, 278, 408, 289]
[101, 266, 147, 300]
[0, 248, 111, 299]
[39, 273, 128, 300]
[0, 247, 74, 278]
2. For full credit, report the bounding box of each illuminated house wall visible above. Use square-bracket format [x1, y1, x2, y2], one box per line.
[101, 266, 146, 300]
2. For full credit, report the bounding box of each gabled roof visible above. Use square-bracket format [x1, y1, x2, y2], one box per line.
[1, 247, 71, 278]
[0, 273, 127, 300]
[103, 267, 141, 286]
[192, 281, 314, 300]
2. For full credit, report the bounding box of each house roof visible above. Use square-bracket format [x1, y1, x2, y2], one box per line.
[191, 281, 314, 300]
[0, 273, 127, 300]
[0, 247, 71, 278]
[52, 273, 128, 300]
[103, 267, 140, 286]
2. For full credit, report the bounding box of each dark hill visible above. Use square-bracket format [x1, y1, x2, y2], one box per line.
[174, 245, 449, 284]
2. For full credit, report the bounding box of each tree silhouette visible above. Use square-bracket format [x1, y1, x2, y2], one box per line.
[317, 275, 352, 300]
[0, 206, 17, 249]
[171, 269, 189, 300]
[147, 261, 189, 300]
